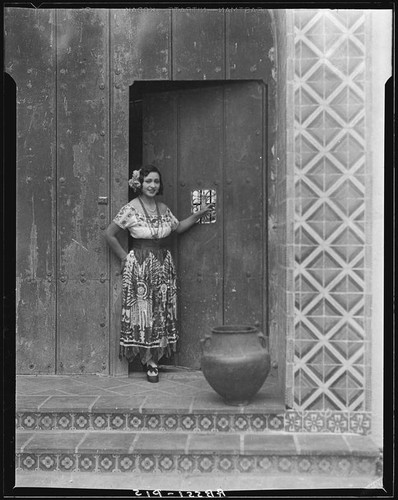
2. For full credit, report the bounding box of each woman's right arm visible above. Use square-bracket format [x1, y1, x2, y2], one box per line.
[104, 222, 128, 261]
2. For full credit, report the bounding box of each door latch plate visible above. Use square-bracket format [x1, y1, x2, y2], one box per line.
[191, 189, 216, 224]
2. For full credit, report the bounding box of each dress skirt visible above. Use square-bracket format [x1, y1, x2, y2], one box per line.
[119, 238, 178, 365]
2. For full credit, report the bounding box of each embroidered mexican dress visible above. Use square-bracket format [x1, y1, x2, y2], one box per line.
[113, 201, 179, 364]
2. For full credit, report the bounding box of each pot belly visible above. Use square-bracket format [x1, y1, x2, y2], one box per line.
[201, 351, 271, 405]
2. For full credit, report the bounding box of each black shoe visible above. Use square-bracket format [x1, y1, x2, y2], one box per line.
[146, 365, 159, 383]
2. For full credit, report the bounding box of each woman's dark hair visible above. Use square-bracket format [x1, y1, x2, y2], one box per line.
[131, 164, 164, 197]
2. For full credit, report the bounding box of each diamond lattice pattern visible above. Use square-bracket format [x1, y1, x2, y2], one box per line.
[293, 10, 367, 411]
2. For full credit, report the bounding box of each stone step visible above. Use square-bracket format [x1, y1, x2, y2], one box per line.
[16, 430, 380, 476]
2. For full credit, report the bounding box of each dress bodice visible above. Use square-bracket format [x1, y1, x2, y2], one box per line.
[113, 201, 179, 239]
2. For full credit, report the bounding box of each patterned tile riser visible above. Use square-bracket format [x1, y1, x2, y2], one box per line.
[16, 412, 282, 433]
[17, 411, 371, 434]
[16, 453, 377, 475]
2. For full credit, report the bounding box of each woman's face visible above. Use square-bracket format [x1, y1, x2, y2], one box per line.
[142, 172, 161, 198]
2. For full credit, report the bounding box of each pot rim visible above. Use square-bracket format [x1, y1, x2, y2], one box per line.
[211, 325, 258, 334]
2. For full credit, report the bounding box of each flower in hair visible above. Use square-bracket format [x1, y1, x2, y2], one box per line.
[128, 170, 141, 192]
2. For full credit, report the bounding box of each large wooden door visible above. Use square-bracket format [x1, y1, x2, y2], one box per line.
[142, 81, 266, 368]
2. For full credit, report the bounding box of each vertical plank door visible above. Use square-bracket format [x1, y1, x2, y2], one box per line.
[5, 8, 57, 373]
[56, 9, 110, 374]
[223, 81, 266, 331]
[177, 85, 224, 368]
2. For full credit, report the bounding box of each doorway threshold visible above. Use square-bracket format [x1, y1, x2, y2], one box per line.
[128, 366, 284, 415]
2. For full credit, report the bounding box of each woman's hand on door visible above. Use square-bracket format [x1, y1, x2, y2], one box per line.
[196, 203, 215, 219]
[175, 203, 215, 234]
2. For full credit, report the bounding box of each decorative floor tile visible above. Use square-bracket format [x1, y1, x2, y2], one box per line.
[91, 413, 108, 430]
[268, 415, 284, 431]
[284, 411, 303, 431]
[318, 457, 333, 474]
[180, 415, 197, 432]
[97, 454, 116, 473]
[56, 413, 73, 430]
[303, 411, 326, 432]
[117, 454, 136, 472]
[237, 456, 255, 473]
[197, 415, 215, 432]
[250, 415, 268, 431]
[197, 455, 215, 473]
[177, 455, 194, 473]
[20, 413, 38, 430]
[325, 412, 349, 433]
[158, 454, 176, 473]
[77, 454, 96, 472]
[354, 457, 375, 475]
[38, 413, 55, 430]
[277, 456, 294, 473]
[336, 457, 353, 475]
[109, 413, 126, 430]
[257, 456, 274, 472]
[58, 454, 76, 472]
[162, 415, 178, 431]
[297, 457, 313, 473]
[349, 412, 371, 435]
[128, 415, 144, 430]
[38, 454, 57, 471]
[217, 455, 235, 473]
[20, 453, 38, 471]
[234, 415, 249, 431]
[215, 415, 231, 432]
[146, 415, 161, 430]
[73, 413, 90, 430]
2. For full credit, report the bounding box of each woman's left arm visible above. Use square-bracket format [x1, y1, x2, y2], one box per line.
[175, 204, 215, 234]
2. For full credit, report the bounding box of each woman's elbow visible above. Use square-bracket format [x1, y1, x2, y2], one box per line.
[104, 224, 116, 240]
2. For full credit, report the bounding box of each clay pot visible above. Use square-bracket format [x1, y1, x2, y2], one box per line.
[200, 325, 271, 406]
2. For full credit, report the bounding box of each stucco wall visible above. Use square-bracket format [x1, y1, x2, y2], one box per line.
[368, 9, 391, 449]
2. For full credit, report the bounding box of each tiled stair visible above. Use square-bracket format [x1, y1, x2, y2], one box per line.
[16, 373, 380, 476]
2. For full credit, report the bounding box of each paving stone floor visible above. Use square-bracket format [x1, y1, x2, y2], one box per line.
[16, 368, 283, 413]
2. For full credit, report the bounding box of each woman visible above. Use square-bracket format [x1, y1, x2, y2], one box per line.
[105, 165, 214, 383]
